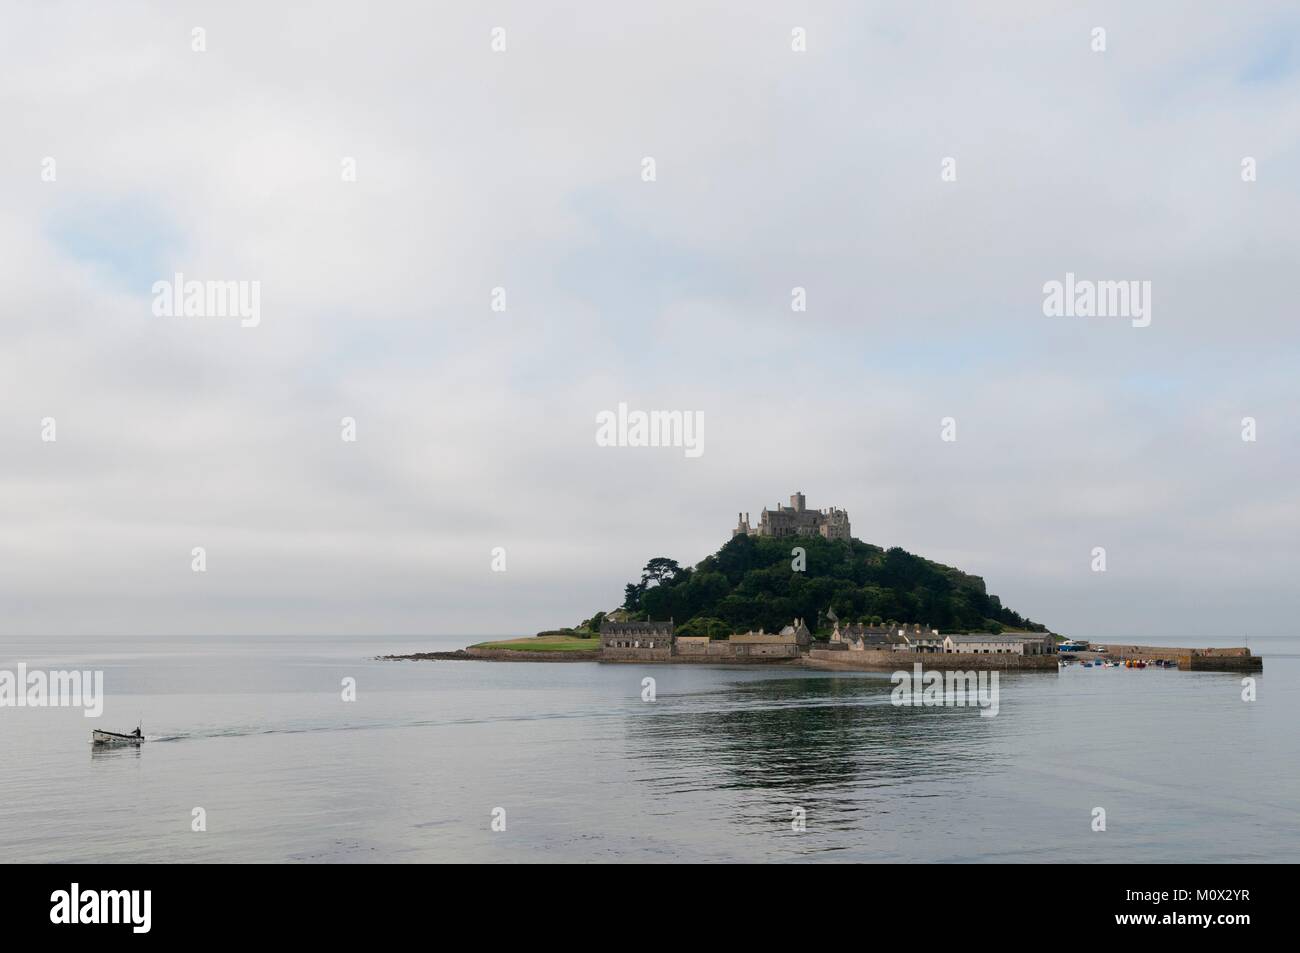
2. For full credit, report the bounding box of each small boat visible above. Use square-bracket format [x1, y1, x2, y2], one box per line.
[92, 729, 144, 746]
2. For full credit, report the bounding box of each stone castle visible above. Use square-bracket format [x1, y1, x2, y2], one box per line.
[733, 491, 850, 541]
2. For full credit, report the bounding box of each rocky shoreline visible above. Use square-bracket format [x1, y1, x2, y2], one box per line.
[379, 650, 476, 661]
[380, 647, 602, 662]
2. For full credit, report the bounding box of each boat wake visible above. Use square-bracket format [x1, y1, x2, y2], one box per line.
[128, 710, 618, 744]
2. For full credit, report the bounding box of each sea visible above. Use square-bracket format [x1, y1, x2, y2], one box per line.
[1, 633, 1296, 863]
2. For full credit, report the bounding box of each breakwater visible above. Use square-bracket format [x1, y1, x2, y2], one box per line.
[1089, 644, 1262, 672]
[806, 648, 1059, 672]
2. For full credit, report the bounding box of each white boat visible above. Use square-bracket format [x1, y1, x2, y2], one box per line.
[92, 729, 143, 746]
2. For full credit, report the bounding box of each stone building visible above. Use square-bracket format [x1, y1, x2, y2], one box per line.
[673, 635, 711, 652]
[943, 633, 1054, 656]
[727, 631, 803, 658]
[672, 636, 736, 659]
[778, 617, 813, 647]
[671, 619, 811, 660]
[733, 491, 850, 541]
[600, 620, 674, 661]
[830, 621, 940, 652]
[831, 621, 901, 650]
[905, 627, 947, 653]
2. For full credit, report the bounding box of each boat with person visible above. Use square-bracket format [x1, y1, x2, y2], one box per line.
[91, 727, 144, 746]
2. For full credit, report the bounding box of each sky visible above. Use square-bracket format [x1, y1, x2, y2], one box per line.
[1, 1, 1297, 639]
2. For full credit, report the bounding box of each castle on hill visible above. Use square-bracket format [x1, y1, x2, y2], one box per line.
[732, 491, 850, 541]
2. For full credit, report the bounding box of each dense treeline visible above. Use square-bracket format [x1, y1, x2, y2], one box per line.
[598, 534, 1047, 638]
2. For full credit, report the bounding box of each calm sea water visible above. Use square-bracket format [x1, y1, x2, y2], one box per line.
[1, 634, 1297, 863]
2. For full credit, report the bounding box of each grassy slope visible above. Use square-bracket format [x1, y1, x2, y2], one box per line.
[471, 634, 600, 652]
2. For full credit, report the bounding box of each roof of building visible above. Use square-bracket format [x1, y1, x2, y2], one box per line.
[834, 622, 914, 645]
[945, 632, 1039, 643]
[730, 631, 798, 644]
[835, 623, 891, 636]
[861, 634, 909, 645]
[601, 620, 674, 635]
[835, 622, 935, 635]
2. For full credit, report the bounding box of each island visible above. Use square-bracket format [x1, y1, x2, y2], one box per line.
[383, 492, 1261, 673]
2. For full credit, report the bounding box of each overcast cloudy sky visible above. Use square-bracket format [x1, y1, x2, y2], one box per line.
[2, 2, 1297, 640]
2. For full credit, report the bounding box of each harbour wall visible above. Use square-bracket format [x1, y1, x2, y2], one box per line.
[1088, 644, 1262, 672]
[602, 653, 798, 664]
[806, 648, 1059, 672]
[673, 641, 801, 660]
[1185, 654, 1262, 672]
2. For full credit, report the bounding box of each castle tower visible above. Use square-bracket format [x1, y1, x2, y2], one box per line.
[734, 493, 849, 540]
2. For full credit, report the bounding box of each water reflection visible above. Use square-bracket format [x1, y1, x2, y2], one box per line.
[90, 743, 142, 761]
[625, 673, 1004, 833]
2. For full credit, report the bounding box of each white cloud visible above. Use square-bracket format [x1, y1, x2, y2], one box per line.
[1, 1, 1297, 638]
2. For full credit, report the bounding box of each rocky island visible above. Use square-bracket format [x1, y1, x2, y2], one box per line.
[384, 492, 1260, 673]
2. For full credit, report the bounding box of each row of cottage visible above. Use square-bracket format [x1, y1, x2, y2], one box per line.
[825, 621, 1054, 656]
[599, 619, 1056, 661]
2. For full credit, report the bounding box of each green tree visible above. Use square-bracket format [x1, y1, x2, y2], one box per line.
[641, 557, 682, 586]
[591, 533, 1047, 636]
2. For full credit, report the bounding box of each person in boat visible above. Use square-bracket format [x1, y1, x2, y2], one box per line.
[132, 727, 142, 738]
